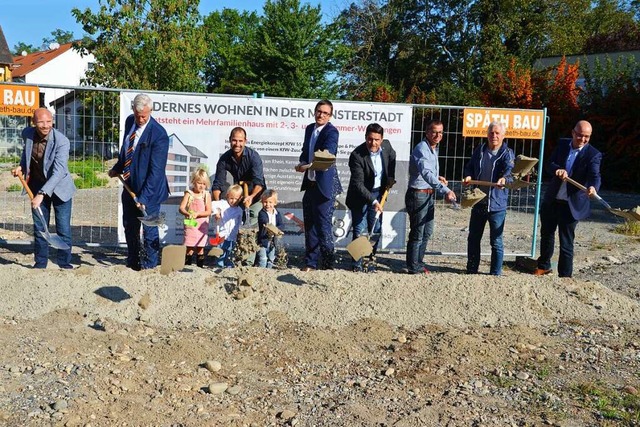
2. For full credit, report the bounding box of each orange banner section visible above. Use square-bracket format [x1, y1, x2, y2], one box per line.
[0, 85, 40, 116]
[463, 108, 545, 140]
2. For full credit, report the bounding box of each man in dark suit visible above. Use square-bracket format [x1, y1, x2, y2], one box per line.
[346, 123, 396, 272]
[535, 120, 602, 278]
[295, 99, 342, 271]
[109, 93, 170, 270]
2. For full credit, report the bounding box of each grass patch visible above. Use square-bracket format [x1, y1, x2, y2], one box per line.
[572, 381, 640, 423]
[614, 220, 640, 237]
[68, 159, 109, 189]
[6, 183, 22, 192]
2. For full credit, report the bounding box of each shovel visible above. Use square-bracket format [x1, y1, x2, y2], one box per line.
[16, 172, 70, 250]
[563, 176, 634, 220]
[346, 186, 392, 262]
[284, 212, 305, 232]
[239, 181, 253, 228]
[466, 179, 532, 190]
[117, 175, 165, 226]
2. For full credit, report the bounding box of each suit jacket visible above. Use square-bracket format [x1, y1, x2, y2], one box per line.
[257, 208, 283, 247]
[543, 138, 602, 221]
[299, 121, 342, 199]
[112, 115, 170, 207]
[20, 127, 76, 202]
[345, 139, 396, 211]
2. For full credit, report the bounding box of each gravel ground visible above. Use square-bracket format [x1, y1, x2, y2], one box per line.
[0, 188, 639, 426]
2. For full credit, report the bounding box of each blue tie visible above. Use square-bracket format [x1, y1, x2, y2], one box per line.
[122, 128, 136, 180]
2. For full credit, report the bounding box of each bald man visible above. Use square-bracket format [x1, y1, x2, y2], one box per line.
[535, 120, 602, 278]
[12, 108, 76, 269]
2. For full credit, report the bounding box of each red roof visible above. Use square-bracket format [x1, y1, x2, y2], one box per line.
[11, 42, 74, 78]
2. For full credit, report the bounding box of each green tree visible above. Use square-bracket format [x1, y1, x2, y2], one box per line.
[72, 0, 206, 92]
[12, 42, 37, 56]
[201, 8, 260, 94]
[42, 29, 75, 48]
[248, 0, 346, 98]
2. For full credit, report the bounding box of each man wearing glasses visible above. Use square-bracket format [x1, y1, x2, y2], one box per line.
[295, 99, 342, 271]
[405, 119, 457, 274]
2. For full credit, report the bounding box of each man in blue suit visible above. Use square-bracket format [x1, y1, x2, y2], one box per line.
[12, 108, 76, 269]
[535, 120, 602, 278]
[295, 99, 342, 271]
[109, 93, 170, 270]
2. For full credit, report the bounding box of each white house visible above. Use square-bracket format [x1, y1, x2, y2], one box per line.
[11, 42, 95, 107]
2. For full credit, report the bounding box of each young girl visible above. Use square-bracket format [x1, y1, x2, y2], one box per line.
[210, 184, 244, 268]
[179, 168, 212, 267]
[255, 189, 283, 268]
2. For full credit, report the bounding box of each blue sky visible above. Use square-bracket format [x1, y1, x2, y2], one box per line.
[0, 0, 331, 53]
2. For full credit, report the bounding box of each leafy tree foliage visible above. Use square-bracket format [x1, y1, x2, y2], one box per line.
[249, 0, 346, 98]
[72, 0, 206, 92]
[201, 9, 259, 94]
[42, 29, 74, 48]
[12, 42, 37, 56]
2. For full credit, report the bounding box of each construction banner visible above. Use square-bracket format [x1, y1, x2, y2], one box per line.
[0, 84, 40, 116]
[463, 108, 545, 139]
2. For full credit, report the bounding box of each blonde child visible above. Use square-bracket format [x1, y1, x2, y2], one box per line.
[210, 184, 244, 268]
[179, 168, 212, 267]
[255, 190, 283, 268]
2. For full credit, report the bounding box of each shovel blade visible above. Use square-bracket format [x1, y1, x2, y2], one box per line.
[138, 212, 166, 227]
[346, 235, 373, 261]
[34, 207, 70, 250]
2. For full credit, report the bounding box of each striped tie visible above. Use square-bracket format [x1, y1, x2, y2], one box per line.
[122, 128, 136, 180]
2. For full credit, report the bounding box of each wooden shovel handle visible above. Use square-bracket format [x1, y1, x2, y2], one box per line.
[240, 181, 249, 197]
[564, 176, 587, 192]
[117, 174, 138, 200]
[378, 188, 391, 210]
[15, 171, 35, 200]
[467, 179, 502, 188]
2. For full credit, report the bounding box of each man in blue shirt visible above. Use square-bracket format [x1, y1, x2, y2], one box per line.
[405, 120, 457, 274]
[211, 127, 266, 214]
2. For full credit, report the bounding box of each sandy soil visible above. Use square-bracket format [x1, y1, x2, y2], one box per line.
[1, 190, 639, 426]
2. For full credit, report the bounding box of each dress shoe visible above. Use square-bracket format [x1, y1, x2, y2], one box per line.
[533, 268, 552, 276]
[300, 266, 315, 272]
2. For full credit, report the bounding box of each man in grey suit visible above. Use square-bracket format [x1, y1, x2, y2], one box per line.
[12, 108, 76, 268]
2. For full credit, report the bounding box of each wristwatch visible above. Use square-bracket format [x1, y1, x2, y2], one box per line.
[37, 190, 46, 196]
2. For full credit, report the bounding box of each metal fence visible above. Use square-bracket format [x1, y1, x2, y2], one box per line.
[0, 83, 545, 257]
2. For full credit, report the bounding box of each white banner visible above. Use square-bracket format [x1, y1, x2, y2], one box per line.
[118, 93, 412, 250]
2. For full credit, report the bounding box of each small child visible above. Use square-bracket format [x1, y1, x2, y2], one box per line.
[210, 184, 244, 268]
[255, 189, 283, 268]
[179, 168, 212, 267]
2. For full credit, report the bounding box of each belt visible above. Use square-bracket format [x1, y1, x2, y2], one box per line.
[372, 187, 381, 192]
[412, 188, 434, 194]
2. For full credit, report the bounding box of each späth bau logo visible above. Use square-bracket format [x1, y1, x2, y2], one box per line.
[1, 85, 40, 117]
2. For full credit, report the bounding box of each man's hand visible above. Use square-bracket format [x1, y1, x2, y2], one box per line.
[243, 196, 253, 208]
[108, 169, 118, 178]
[10, 166, 22, 177]
[462, 176, 472, 186]
[496, 177, 506, 187]
[587, 186, 597, 197]
[555, 169, 568, 180]
[438, 176, 448, 186]
[373, 200, 383, 214]
[445, 190, 457, 203]
[295, 163, 309, 173]
[32, 193, 43, 209]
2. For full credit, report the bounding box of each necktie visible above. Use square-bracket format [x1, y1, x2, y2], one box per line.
[122, 128, 136, 180]
[308, 128, 320, 181]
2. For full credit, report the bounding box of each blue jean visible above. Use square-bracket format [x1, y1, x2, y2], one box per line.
[214, 240, 235, 268]
[31, 193, 73, 268]
[405, 190, 435, 273]
[351, 189, 382, 268]
[467, 205, 506, 275]
[255, 240, 277, 268]
[537, 200, 577, 277]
